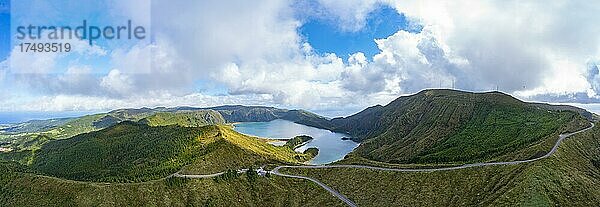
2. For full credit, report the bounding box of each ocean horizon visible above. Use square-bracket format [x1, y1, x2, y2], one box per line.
[0, 111, 102, 124]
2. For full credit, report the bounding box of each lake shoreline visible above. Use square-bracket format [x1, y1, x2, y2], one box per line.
[233, 119, 359, 165]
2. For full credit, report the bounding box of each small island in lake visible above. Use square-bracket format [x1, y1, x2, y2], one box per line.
[284, 135, 313, 149]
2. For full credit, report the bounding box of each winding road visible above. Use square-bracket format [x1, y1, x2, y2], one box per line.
[172, 169, 248, 179]
[270, 169, 358, 207]
[179, 123, 595, 207]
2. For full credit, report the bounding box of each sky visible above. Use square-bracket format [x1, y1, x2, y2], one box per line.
[0, 0, 600, 117]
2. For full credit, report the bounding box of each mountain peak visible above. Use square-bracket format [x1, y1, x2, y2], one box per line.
[331, 89, 590, 164]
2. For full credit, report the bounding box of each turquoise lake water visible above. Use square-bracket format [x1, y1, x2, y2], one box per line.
[233, 119, 359, 165]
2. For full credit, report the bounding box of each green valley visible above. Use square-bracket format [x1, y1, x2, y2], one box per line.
[3, 2, 599, 206]
[29, 122, 312, 182]
[329, 90, 591, 164]
[0, 161, 345, 207]
[139, 110, 226, 127]
[0, 89, 598, 207]
[281, 122, 600, 206]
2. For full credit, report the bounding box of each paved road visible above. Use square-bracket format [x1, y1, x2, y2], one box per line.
[269, 123, 594, 206]
[270, 167, 358, 207]
[172, 169, 248, 179]
[172, 171, 224, 178]
[274, 123, 595, 173]
[180, 123, 595, 207]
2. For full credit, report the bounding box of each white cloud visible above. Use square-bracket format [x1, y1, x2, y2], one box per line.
[0, 60, 7, 98]
[3, 0, 600, 113]
[151, 0, 302, 72]
[335, 27, 461, 95]
[298, 0, 381, 32]
[9, 48, 58, 74]
[106, 0, 151, 25]
[110, 44, 152, 74]
[100, 69, 133, 96]
[587, 64, 600, 97]
[210, 55, 352, 108]
[384, 0, 600, 96]
[0, 92, 275, 112]
[55, 66, 100, 95]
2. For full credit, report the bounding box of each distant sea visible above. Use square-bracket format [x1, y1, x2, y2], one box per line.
[567, 103, 600, 115]
[0, 111, 102, 124]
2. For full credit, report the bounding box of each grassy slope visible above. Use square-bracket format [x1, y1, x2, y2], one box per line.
[0, 108, 164, 153]
[218, 125, 313, 163]
[139, 110, 226, 127]
[334, 89, 586, 164]
[0, 114, 107, 161]
[0, 115, 110, 165]
[0, 166, 344, 207]
[30, 122, 310, 182]
[407, 107, 586, 163]
[31, 122, 211, 182]
[0, 118, 73, 134]
[283, 124, 600, 206]
[182, 125, 314, 174]
[284, 135, 313, 149]
[0, 110, 229, 164]
[0, 106, 329, 161]
[206, 105, 332, 129]
[48, 114, 107, 139]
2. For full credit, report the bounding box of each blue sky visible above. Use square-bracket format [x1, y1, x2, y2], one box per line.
[299, 5, 421, 61]
[0, 0, 9, 61]
[0, 0, 599, 115]
[5, 0, 150, 74]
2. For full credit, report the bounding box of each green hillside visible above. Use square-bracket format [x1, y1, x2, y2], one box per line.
[181, 125, 315, 174]
[0, 109, 228, 165]
[0, 105, 332, 159]
[0, 161, 344, 207]
[284, 135, 313, 149]
[282, 123, 600, 206]
[30, 122, 311, 182]
[139, 110, 226, 127]
[205, 105, 332, 128]
[51, 114, 108, 139]
[331, 89, 590, 164]
[1, 90, 596, 206]
[0, 114, 110, 165]
[0, 118, 73, 134]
